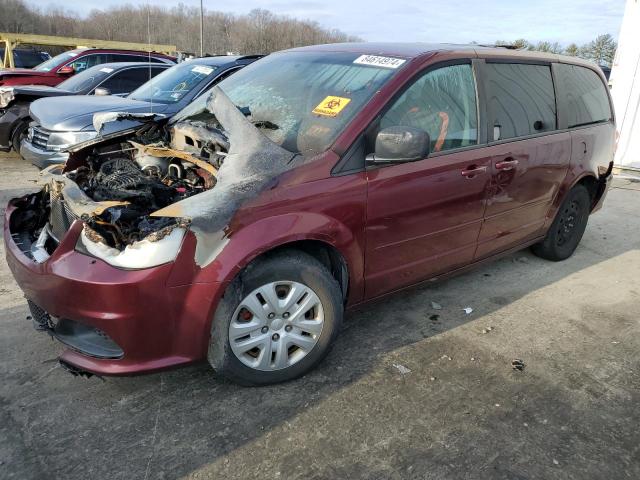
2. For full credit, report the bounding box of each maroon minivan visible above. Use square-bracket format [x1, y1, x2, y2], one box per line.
[4, 43, 615, 385]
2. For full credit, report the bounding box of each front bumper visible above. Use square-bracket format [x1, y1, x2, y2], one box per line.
[4, 197, 221, 376]
[20, 138, 68, 169]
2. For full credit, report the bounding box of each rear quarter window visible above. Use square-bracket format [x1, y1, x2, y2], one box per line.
[556, 64, 612, 128]
[485, 63, 557, 141]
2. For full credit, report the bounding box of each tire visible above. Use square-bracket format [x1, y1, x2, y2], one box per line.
[11, 120, 29, 153]
[532, 184, 591, 261]
[207, 250, 343, 386]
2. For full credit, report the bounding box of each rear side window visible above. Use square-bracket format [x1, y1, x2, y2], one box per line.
[556, 64, 611, 128]
[485, 63, 556, 141]
[380, 64, 478, 153]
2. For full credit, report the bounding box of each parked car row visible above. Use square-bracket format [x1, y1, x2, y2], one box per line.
[3, 43, 615, 386]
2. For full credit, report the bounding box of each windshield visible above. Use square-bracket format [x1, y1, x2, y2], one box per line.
[128, 62, 216, 104]
[34, 51, 82, 72]
[57, 65, 114, 93]
[173, 51, 402, 157]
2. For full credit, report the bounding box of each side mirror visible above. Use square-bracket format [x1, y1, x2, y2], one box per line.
[58, 65, 75, 75]
[94, 87, 111, 96]
[366, 126, 430, 165]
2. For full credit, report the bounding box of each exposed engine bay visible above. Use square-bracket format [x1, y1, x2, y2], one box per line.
[68, 120, 225, 250]
[10, 87, 297, 268]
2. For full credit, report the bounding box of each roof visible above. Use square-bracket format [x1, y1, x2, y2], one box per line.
[282, 42, 598, 66]
[68, 47, 173, 57]
[182, 55, 263, 66]
[88, 62, 172, 70]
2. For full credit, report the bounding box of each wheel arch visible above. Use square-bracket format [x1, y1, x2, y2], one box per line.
[247, 239, 350, 302]
[190, 211, 365, 306]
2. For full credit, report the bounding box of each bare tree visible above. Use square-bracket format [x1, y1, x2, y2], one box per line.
[0, 0, 360, 55]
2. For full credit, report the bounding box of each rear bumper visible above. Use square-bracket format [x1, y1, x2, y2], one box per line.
[20, 138, 68, 168]
[4, 197, 222, 376]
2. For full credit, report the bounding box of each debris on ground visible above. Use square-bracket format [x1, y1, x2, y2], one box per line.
[553, 459, 559, 465]
[512, 359, 525, 371]
[392, 363, 411, 375]
[481, 326, 494, 334]
[463, 307, 473, 315]
[513, 256, 529, 264]
[470, 357, 476, 361]
[429, 314, 440, 321]
[429, 376, 436, 381]
[441, 355, 452, 361]
[430, 301, 442, 310]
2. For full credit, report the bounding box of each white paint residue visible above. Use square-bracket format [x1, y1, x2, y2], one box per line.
[99, 67, 114, 73]
[393, 363, 411, 375]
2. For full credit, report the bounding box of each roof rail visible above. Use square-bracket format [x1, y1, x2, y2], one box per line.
[477, 43, 522, 50]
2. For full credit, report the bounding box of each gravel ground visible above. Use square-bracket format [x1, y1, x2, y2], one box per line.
[1, 151, 639, 480]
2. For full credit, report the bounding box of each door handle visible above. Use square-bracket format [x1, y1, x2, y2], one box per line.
[461, 165, 488, 177]
[495, 159, 519, 171]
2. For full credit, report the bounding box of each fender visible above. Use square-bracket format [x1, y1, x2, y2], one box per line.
[207, 212, 361, 298]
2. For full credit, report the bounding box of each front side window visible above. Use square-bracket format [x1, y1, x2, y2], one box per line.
[67, 54, 108, 73]
[100, 67, 164, 94]
[380, 64, 478, 153]
[486, 63, 557, 141]
[556, 64, 612, 128]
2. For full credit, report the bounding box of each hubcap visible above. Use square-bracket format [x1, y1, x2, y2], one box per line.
[229, 281, 325, 371]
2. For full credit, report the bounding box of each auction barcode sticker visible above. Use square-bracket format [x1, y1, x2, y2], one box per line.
[192, 65, 214, 75]
[353, 55, 406, 69]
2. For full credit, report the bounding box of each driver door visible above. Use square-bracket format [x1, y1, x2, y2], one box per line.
[365, 62, 492, 298]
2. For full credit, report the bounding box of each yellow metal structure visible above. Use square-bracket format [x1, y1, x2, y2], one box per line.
[1, 32, 176, 68]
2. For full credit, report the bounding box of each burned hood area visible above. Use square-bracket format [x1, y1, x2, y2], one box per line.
[10, 87, 298, 267]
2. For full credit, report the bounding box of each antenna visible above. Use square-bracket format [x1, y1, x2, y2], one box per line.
[200, 0, 204, 57]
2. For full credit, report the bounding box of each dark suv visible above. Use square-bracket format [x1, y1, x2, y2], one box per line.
[0, 62, 170, 153]
[0, 48, 175, 87]
[4, 43, 614, 385]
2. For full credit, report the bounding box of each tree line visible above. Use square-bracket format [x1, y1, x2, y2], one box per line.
[494, 35, 617, 67]
[0, 0, 360, 55]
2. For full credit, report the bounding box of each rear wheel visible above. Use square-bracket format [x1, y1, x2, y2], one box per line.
[532, 184, 591, 261]
[208, 250, 343, 386]
[11, 120, 29, 153]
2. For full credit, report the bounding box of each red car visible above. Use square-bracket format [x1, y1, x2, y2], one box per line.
[5, 43, 614, 385]
[0, 48, 175, 87]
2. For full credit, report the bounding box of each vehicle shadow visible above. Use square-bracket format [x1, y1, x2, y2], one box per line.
[1, 185, 638, 480]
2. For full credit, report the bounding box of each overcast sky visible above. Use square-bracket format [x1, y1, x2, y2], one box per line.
[35, 0, 625, 45]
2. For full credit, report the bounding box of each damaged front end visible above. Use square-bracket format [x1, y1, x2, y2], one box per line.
[10, 86, 296, 271]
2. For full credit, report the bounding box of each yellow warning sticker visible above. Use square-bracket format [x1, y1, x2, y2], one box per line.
[312, 96, 351, 117]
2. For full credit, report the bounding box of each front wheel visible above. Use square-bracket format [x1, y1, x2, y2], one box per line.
[532, 184, 591, 261]
[11, 120, 29, 153]
[208, 250, 343, 386]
